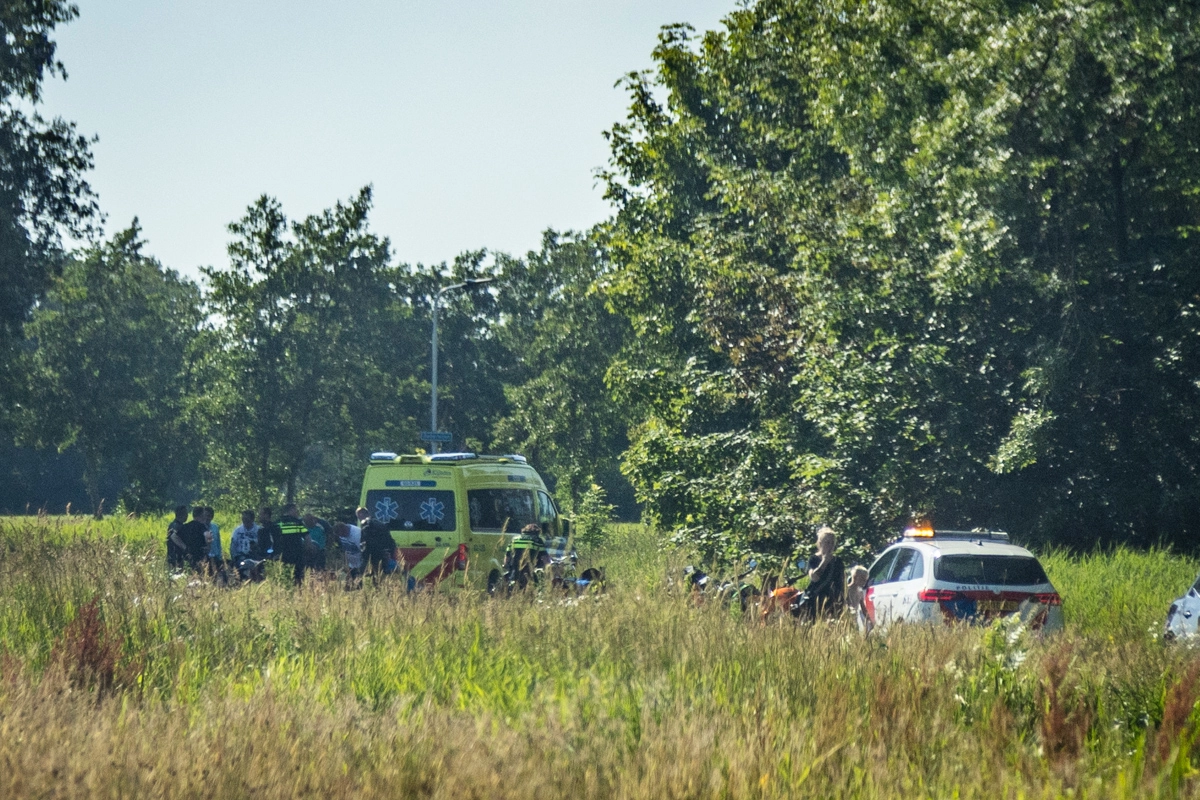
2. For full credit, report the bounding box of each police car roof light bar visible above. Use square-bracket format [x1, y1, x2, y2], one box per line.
[902, 528, 1010, 542]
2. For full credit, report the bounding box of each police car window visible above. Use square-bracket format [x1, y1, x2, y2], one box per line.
[890, 548, 924, 582]
[364, 490, 456, 533]
[468, 488, 536, 533]
[934, 555, 1049, 586]
[867, 550, 898, 587]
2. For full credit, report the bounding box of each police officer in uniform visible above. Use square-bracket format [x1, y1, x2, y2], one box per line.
[277, 503, 310, 584]
[505, 523, 547, 590]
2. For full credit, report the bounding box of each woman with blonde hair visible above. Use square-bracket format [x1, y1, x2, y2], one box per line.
[796, 526, 845, 622]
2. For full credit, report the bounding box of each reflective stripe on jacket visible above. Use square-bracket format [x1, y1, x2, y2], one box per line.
[510, 534, 544, 552]
[278, 520, 307, 537]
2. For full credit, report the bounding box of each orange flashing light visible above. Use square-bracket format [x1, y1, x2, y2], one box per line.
[904, 526, 935, 538]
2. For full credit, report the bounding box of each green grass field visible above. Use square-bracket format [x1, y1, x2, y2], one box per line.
[2, 515, 1200, 798]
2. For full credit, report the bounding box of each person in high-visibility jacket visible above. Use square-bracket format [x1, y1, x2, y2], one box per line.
[505, 523, 547, 589]
[277, 503, 311, 584]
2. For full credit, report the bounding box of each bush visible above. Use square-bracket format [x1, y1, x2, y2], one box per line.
[573, 482, 615, 549]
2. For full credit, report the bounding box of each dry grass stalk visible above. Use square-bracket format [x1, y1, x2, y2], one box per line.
[1038, 646, 1091, 769]
[1152, 659, 1200, 768]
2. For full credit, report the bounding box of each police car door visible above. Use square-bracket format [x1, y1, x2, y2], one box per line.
[870, 547, 923, 626]
[865, 549, 899, 627]
[884, 547, 926, 623]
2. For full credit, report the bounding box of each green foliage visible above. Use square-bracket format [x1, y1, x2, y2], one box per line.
[412, 248, 511, 456]
[15, 223, 201, 512]
[572, 481, 615, 549]
[198, 188, 425, 508]
[0, 0, 97, 343]
[603, 0, 1200, 555]
[12, 0, 1200, 558]
[491, 230, 633, 511]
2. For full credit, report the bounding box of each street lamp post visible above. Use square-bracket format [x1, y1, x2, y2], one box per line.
[430, 277, 494, 454]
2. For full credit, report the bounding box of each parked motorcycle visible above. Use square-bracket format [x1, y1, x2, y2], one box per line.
[682, 560, 760, 612]
[488, 536, 592, 596]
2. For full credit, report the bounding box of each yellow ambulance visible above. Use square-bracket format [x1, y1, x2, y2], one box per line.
[357, 451, 569, 587]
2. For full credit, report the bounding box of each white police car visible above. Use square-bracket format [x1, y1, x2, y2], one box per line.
[865, 527, 1063, 632]
[1164, 574, 1200, 641]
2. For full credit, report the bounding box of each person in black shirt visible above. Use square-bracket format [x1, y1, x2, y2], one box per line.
[177, 506, 211, 571]
[357, 506, 396, 580]
[258, 506, 281, 560]
[166, 505, 188, 569]
[797, 526, 845, 622]
[277, 503, 310, 585]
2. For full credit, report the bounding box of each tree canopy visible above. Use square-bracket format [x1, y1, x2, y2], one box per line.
[6, 0, 1200, 563]
[15, 222, 200, 512]
[602, 0, 1200, 559]
[0, 0, 96, 343]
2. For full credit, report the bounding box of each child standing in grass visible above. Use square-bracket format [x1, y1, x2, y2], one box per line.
[845, 565, 871, 631]
[204, 506, 222, 564]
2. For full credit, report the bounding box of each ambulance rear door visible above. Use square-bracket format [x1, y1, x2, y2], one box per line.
[362, 471, 462, 583]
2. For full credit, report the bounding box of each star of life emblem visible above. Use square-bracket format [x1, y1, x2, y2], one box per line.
[419, 497, 445, 524]
[374, 497, 400, 523]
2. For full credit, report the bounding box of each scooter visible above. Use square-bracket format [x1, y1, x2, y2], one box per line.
[759, 572, 808, 621]
[233, 556, 267, 583]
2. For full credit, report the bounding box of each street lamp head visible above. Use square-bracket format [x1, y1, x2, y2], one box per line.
[438, 277, 495, 297]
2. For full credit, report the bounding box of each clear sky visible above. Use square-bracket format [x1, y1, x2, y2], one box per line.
[37, 1, 735, 282]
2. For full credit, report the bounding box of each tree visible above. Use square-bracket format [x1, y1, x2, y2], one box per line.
[0, 0, 97, 343]
[490, 229, 633, 513]
[15, 222, 201, 513]
[602, 0, 1200, 560]
[199, 187, 425, 507]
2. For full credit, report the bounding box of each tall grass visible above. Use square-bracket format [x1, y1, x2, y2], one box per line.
[2, 515, 1200, 797]
[1042, 547, 1198, 639]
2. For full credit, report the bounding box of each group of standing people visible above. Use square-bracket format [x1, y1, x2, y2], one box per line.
[166, 503, 401, 586]
[764, 526, 870, 627]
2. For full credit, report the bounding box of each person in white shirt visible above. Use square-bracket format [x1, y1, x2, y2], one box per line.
[335, 521, 364, 577]
[230, 509, 261, 559]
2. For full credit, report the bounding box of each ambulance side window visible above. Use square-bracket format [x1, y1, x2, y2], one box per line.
[536, 491, 559, 537]
[468, 489, 536, 533]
